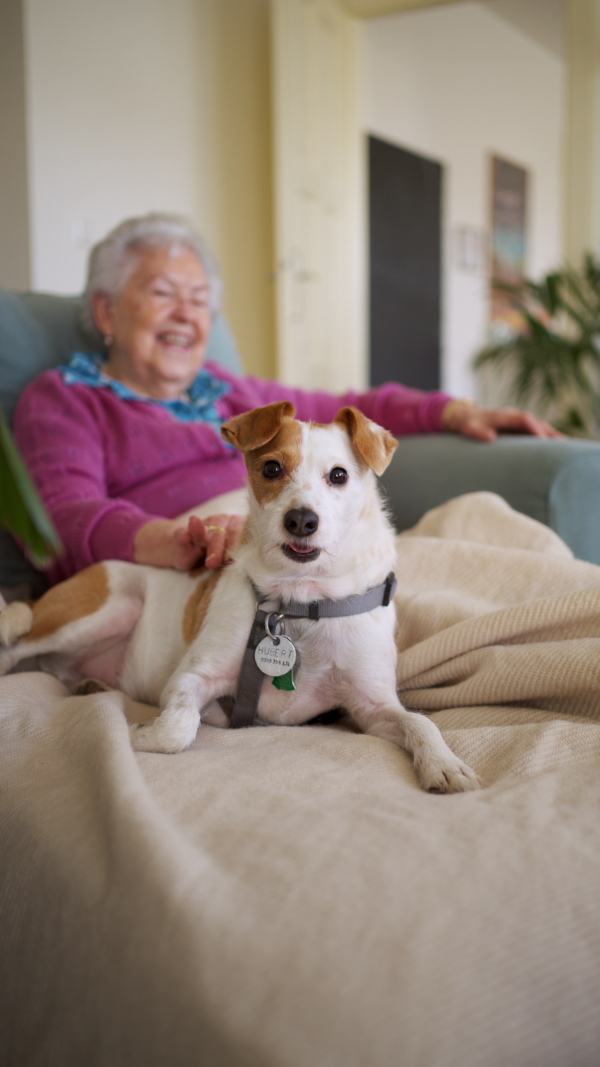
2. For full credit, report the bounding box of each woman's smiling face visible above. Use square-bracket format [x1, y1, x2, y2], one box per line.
[94, 245, 212, 400]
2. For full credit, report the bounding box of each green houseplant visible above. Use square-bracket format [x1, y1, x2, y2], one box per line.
[0, 410, 61, 567]
[474, 253, 600, 437]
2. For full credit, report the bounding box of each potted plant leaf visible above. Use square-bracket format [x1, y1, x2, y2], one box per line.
[474, 253, 600, 437]
[0, 410, 61, 569]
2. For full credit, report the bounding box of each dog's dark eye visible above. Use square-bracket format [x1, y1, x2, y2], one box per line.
[263, 460, 284, 480]
[329, 467, 348, 486]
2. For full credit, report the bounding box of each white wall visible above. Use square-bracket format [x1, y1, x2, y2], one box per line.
[20, 0, 275, 377]
[362, 1, 565, 398]
[23, 0, 218, 292]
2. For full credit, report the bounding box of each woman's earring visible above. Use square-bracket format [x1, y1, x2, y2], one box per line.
[104, 335, 113, 348]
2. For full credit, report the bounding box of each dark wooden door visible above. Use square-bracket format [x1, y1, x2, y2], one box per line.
[369, 135, 442, 390]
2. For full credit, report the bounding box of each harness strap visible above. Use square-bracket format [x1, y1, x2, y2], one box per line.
[229, 610, 269, 730]
[282, 572, 397, 619]
[229, 572, 397, 730]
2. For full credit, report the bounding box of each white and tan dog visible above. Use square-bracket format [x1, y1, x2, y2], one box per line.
[0, 402, 481, 793]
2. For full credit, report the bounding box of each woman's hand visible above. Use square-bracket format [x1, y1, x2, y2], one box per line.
[442, 401, 564, 442]
[133, 513, 245, 570]
[174, 514, 245, 569]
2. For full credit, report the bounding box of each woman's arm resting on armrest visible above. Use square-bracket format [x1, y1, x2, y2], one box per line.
[441, 401, 564, 441]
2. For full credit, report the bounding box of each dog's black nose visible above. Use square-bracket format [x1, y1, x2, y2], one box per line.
[284, 508, 319, 538]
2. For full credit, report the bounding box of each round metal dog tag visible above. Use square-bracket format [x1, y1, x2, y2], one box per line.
[255, 635, 297, 677]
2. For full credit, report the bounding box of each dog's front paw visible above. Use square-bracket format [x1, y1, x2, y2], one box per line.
[129, 713, 199, 753]
[418, 755, 484, 794]
[129, 696, 200, 754]
[130, 673, 204, 753]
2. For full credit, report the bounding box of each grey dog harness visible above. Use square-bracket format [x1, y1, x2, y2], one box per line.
[229, 572, 397, 729]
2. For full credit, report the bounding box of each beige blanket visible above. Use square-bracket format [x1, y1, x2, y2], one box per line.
[1, 493, 600, 1067]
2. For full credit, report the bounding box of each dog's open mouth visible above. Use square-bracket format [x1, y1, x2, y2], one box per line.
[282, 542, 322, 563]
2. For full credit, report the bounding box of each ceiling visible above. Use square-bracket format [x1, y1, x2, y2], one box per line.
[484, 0, 564, 59]
[342, 0, 565, 59]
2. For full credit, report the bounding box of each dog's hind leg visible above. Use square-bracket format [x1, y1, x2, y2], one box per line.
[0, 601, 34, 675]
[0, 601, 34, 645]
[0, 563, 144, 682]
[349, 698, 483, 794]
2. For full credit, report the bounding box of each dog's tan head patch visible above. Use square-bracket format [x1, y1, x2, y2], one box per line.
[334, 407, 398, 476]
[221, 401, 296, 453]
[221, 402, 303, 504]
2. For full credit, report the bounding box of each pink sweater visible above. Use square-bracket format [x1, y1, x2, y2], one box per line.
[14, 363, 452, 583]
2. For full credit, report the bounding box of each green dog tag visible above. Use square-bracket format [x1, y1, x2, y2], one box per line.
[272, 669, 296, 691]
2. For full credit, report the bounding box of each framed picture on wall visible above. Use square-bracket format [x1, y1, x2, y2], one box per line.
[490, 154, 528, 332]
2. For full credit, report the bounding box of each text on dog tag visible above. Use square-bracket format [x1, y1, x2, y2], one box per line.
[255, 635, 297, 677]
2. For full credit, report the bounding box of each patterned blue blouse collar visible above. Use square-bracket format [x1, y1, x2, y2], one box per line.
[58, 351, 231, 427]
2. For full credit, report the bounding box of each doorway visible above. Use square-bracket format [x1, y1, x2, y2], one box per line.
[369, 135, 443, 390]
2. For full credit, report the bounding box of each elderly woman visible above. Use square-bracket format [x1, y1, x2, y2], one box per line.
[14, 213, 561, 585]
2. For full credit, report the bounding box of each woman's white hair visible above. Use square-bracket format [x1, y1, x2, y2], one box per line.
[82, 212, 222, 334]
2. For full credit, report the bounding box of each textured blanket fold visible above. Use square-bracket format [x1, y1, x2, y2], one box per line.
[1, 492, 600, 1067]
[394, 494, 600, 720]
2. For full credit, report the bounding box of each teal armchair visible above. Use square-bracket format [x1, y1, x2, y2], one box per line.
[380, 434, 600, 566]
[2, 286, 600, 597]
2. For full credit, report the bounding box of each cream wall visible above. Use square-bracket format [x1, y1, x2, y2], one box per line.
[20, 0, 275, 377]
[6, 0, 568, 393]
[362, 1, 565, 398]
[0, 0, 31, 289]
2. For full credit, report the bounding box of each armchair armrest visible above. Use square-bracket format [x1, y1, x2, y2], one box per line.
[380, 435, 600, 566]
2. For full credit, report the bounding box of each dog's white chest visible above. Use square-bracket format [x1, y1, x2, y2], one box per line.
[249, 611, 396, 725]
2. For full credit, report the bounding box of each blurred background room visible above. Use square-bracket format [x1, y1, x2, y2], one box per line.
[1, 0, 599, 410]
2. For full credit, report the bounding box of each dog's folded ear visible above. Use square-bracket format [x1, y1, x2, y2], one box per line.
[334, 407, 398, 476]
[221, 401, 297, 453]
